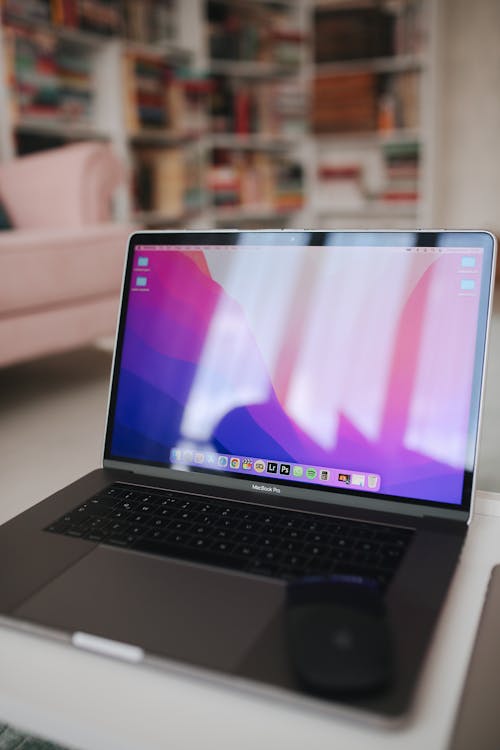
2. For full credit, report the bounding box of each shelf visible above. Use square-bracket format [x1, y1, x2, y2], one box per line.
[129, 130, 201, 147]
[208, 134, 299, 151]
[133, 208, 206, 226]
[0, 0, 431, 230]
[125, 40, 190, 62]
[314, 54, 424, 77]
[211, 0, 296, 6]
[315, 129, 421, 147]
[316, 204, 420, 220]
[214, 205, 298, 224]
[50, 23, 112, 48]
[14, 117, 109, 141]
[3, 18, 111, 48]
[209, 60, 299, 79]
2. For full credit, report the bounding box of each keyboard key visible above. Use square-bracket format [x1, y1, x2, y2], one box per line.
[304, 543, 326, 557]
[151, 518, 171, 530]
[282, 553, 308, 568]
[234, 544, 255, 557]
[214, 541, 232, 553]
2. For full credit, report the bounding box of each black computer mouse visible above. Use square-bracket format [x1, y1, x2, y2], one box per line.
[285, 575, 394, 696]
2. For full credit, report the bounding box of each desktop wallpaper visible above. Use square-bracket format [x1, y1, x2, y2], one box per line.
[110, 243, 484, 506]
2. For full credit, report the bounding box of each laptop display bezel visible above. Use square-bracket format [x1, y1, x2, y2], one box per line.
[103, 229, 496, 522]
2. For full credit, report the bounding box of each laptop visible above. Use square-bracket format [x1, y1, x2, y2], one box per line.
[0, 229, 495, 722]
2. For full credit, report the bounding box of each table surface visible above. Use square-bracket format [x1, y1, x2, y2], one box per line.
[1, 491, 499, 750]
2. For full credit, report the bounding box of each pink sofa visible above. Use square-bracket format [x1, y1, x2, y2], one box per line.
[0, 142, 134, 367]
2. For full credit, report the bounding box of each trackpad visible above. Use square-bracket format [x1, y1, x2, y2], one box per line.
[14, 547, 284, 672]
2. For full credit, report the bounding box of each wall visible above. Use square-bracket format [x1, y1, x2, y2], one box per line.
[434, 0, 500, 234]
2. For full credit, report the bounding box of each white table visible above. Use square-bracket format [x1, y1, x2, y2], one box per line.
[1, 492, 499, 750]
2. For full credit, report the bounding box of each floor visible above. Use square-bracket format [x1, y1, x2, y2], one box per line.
[1, 290, 500, 523]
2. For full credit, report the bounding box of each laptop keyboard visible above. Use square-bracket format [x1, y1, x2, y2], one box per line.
[46, 484, 414, 589]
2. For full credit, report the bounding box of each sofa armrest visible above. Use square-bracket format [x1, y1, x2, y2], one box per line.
[0, 142, 126, 229]
[0, 223, 133, 315]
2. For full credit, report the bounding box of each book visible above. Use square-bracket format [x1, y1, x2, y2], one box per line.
[381, 140, 420, 202]
[317, 162, 365, 212]
[314, 6, 395, 63]
[313, 72, 378, 133]
[2, 0, 52, 25]
[208, 150, 303, 214]
[210, 76, 306, 137]
[207, 0, 304, 67]
[123, 52, 174, 133]
[123, 0, 175, 44]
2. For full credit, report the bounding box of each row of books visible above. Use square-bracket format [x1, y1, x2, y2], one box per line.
[122, 0, 175, 44]
[317, 140, 420, 213]
[123, 54, 174, 131]
[393, 0, 425, 56]
[2, 0, 176, 41]
[314, 5, 395, 64]
[313, 72, 378, 133]
[381, 140, 419, 202]
[3, 1, 424, 59]
[133, 145, 304, 220]
[174, 70, 213, 135]
[313, 70, 420, 134]
[133, 145, 205, 219]
[1, 0, 52, 25]
[317, 163, 365, 212]
[208, 150, 303, 213]
[2, 0, 123, 35]
[123, 54, 211, 135]
[314, 1, 424, 63]
[207, 0, 305, 66]
[52, 0, 122, 34]
[8, 28, 94, 122]
[378, 71, 420, 132]
[210, 77, 306, 137]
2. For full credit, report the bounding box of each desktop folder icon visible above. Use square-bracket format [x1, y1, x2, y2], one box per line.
[461, 256, 476, 268]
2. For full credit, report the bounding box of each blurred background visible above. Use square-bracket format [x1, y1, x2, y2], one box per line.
[0, 0, 499, 516]
[1, 0, 499, 231]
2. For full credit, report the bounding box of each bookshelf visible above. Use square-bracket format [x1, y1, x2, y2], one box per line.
[0, 0, 311, 229]
[310, 0, 434, 229]
[0, 0, 434, 230]
[202, 0, 310, 227]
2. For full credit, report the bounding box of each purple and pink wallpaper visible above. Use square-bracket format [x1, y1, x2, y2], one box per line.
[110, 244, 484, 506]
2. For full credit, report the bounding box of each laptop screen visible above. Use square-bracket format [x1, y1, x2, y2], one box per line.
[105, 231, 495, 512]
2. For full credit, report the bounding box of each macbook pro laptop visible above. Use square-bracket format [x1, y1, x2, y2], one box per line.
[0, 229, 495, 722]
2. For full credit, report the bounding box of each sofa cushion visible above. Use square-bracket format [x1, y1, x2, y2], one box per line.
[0, 223, 131, 315]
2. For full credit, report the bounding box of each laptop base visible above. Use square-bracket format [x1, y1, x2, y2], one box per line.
[0, 468, 465, 721]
